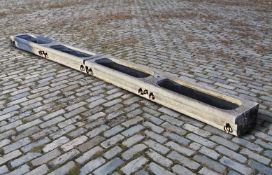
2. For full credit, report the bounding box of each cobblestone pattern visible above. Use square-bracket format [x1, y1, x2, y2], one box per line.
[0, 0, 272, 174]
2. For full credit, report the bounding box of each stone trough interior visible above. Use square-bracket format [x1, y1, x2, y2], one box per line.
[95, 58, 150, 78]
[50, 45, 92, 58]
[17, 34, 52, 44]
[157, 79, 240, 110]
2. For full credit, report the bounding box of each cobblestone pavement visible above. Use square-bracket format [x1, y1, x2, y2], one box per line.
[0, 0, 272, 174]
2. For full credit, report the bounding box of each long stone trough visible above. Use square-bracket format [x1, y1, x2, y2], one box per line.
[10, 33, 259, 136]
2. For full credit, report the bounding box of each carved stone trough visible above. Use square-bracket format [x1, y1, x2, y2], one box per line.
[10, 34, 259, 136]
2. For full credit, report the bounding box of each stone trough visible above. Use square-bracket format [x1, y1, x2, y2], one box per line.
[10, 33, 259, 136]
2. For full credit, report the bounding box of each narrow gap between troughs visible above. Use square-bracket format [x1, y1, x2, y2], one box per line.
[50, 45, 92, 57]
[157, 79, 239, 110]
[17, 34, 52, 44]
[95, 58, 150, 78]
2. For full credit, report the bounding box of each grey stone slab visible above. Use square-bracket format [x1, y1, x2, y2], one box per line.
[145, 130, 167, 143]
[12, 33, 259, 136]
[0, 165, 9, 174]
[187, 133, 216, 148]
[144, 140, 169, 154]
[25, 165, 49, 175]
[49, 149, 80, 167]
[172, 165, 196, 175]
[168, 151, 200, 170]
[216, 146, 247, 163]
[220, 156, 252, 175]
[199, 146, 220, 160]
[183, 123, 211, 137]
[93, 157, 124, 175]
[78, 136, 105, 152]
[0, 150, 22, 165]
[31, 149, 61, 166]
[21, 136, 50, 153]
[199, 167, 220, 175]
[61, 136, 88, 151]
[10, 152, 41, 168]
[101, 134, 124, 149]
[104, 146, 122, 159]
[80, 157, 105, 175]
[146, 149, 173, 167]
[249, 160, 272, 175]
[5, 164, 30, 175]
[76, 146, 103, 164]
[122, 144, 147, 160]
[121, 124, 145, 137]
[48, 161, 75, 175]
[240, 148, 270, 165]
[166, 141, 194, 156]
[122, 134, 145, 147]
[193, 154, 226, 173]
[210, 135, 239, 150]
[148, 162, 175, 175]
[43, 136, 70, 152]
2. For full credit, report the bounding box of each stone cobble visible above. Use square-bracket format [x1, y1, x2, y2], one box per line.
[0, 0, 271, 174]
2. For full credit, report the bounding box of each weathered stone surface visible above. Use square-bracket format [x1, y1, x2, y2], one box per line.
[122, 144, 147, 160]
[21, 137, 50, 153]
[121, 125, 145, 137]
[121, 156, 148, 175]
[122, 116, 144, 128]
[80, 157, 105, 175]
[144, 140, 169, 154]
[6, 164, 30, 175]
[163, 123, 187, 136]
[220, 156, 252, 175]
[31, 149, 61, 166]
[210, 135, 239, 151]
[122, 134, 145, 147]
[104, 125, 125, 137]
[78, 136, 105, 152]
[172, 165, 195, 175]
[199, 167, 220, 175]
[166, 141, 194, 156]
[0, 165, 9, 174]
[183, 123, 211, 137]
[49, 149, 80, 167]
[48, 161, 75, 175]
[0, 1, 271, 174]
[187, 133, 216, 148]
[10, 152, 41, 168]
[61, 136, 88, 151]
[146, 149, 173, 167]
[93, 157, 124, 175]
[163, 132, 190, 145]
[101, 134, 124, 148]
[148, 162, 175, 175]
[143, 121, 164, 133]
[0, 150, 22, 165]
[168, 151, 200, 170]
[25, 165, 49, 175]
[216, 146, 247, 163]
[0, 139, 10, 148]
[104, 146, 122, 159]
[76, 146, 103, 164]
[199, 146, 220, 160]
[43, 136, 69, 152]
[3, 137, 31, 153]
[249, 160, 272, 175]
[193, 155, 226, 173]
[232, 138, 263, 152]
[240, 148, 270, 165]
